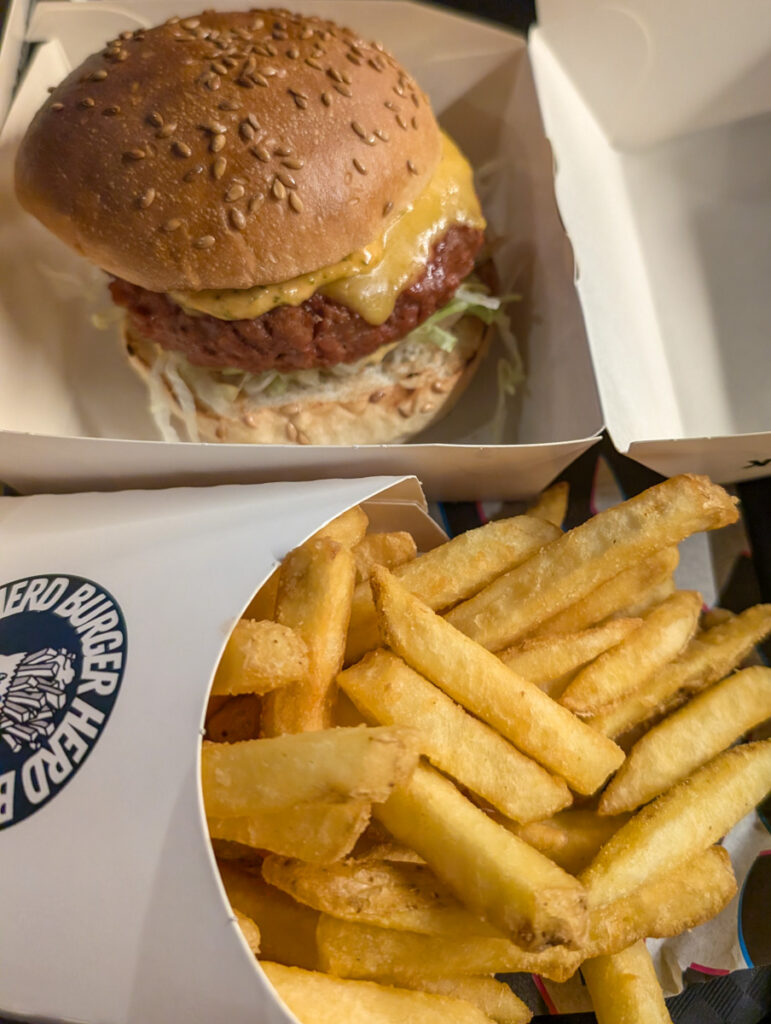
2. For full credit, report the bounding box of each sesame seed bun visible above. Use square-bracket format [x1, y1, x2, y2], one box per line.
[15, 9, 442, 292]
[124, 315, 490, 445]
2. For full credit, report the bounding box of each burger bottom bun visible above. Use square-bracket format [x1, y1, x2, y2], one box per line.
[124, 316, 490, 445]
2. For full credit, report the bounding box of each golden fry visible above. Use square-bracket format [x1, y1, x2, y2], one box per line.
[312, 504, 369, 548]
[353, 532, 417, 583]
[560, 591, 702, 716]
[242, 566, 281, 621]
[600, 666, 771, 814]
[527, 481, 569, 528]
[513, 810, 629, 876]
[371, 567, 624, 795]
[582, 941, 673, 1024]
[211, 619, 308, 696]
[262, 537, 355, 734]
[234, 909, 261, 955]
[205, 694, 261, 743]
[338, 649, 571, 822]
[581, 740, 771, 907]
[373, 975, 532, 1024]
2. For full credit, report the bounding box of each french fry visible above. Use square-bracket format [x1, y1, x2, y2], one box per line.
[234, 909, 261, 955]
[316, 915, 582, 984]
[373, 762, 588, 950]
[498, 619, 642, 699]
[445, 476, 737, 651]
[353, 532, 417, 583]
[582, 941, 673, 1024]
[350, 823, 426, 865]
[211, 619, 309, 696]
[560, 591, 702, 716]
[589, 604, 771, 738]
[613, 575, 677, 620]
[261, 961, 495, 1024]
[208, 801, 371, 863]
[313, 504, 369, 548]
[201, 726, 419, 818]
[261, 537, 356, 734]
[527, 481, 569, 528]
[262, 855, 503, 939]
[345, 516, 561, 663]
[205, 694, 261, 743]
[600, 666, 771, 814]
[218, 861, 319, 970]
[581, 740, 771, 907]
[373, 975, 532, 1024]
[371, 567, 624, 795]
[242, 565, 281, 621]
[512, 810, 629, 876]
[583, 845, 736, 958]
[531, 547, 679, 639]
[338, 649, 571, 823]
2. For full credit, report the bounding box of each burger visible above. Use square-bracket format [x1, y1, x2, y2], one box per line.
[15, 8, 510, 445]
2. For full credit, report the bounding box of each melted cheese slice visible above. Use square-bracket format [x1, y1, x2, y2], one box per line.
[171, 133, 485, 326]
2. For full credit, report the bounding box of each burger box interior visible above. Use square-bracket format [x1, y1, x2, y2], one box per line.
[0, 475, 452, 1024]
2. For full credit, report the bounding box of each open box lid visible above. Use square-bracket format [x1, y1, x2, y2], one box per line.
[0, 0, 603, 500]
[530, 0, 771, 483]
[0, 475, 445, 1024]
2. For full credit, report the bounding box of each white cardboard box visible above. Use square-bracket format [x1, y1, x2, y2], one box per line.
[0, 0, 603, 499]
[530, 0, 771, 482]
[0, 474, 446, 1024]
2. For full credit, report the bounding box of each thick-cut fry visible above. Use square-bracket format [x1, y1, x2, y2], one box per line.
[345, 516, 561, 663]
[583, 941, 673, 1024]
[261, 537, 356, 734]
[374, 976, 532, 1024]
[354, 532, 418, 582]
[338, 649, 571, 822]
[373, 762, 588, 950]
[316, 915, 582, 983]
[262, 855, 503, 938]
[208, 801, 371, 863]
[560, 591, 702, 716]
[371, 567, 624, 794]
[218, 862, 319, 970]
[512, 810, 630, 876]
[532, 548, 679, 638]
[205, 694, 261, 743]
[499, 619, 642, 698]
[261, 961, 494, 1024]
[211, 619, 309, 696]
[234, 909, 261, 955]
[527, 481, 569, 528]
[581, 740, 771, 907]
[583, 846, 736, 958]
[201, 726, 419, 818]
[313, 504, 369, 548]
[589, 604, 771, 738]
[242, 565, 281, 621]
[600, 667, 771, 814]
[445, 474, 737, 649]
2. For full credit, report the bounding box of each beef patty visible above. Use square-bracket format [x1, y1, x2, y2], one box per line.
[110, 224, 484, 374]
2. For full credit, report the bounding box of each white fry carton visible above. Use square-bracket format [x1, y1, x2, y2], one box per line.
[0, 0, 602, 500]
[0, 474, 446, 1024]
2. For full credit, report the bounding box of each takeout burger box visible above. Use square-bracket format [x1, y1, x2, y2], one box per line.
[530, 0, 771, 483]
[0, 475, 448, 1024]
[0, 0, 603, 500]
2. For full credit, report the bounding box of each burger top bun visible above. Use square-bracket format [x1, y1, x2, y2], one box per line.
[15, 9, 443, 292]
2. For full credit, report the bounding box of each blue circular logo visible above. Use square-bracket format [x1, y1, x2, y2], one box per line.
[0, 574, 127, 830]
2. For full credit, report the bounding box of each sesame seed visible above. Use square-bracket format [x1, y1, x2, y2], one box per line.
[382, 200, 393, 216]
[251, 17, 264, 30]
[210, 134, 226, 153]
[51, 102, 64, 111]
[288, 191, 303, 213]
[282, 156, 304, 169]
[183, 164, 204, 181]
[350, 44, 364, 57]
[156, 123, 176, 138]
[138, 188, 156, 208]
[102, 105, 120, 116]
[334, 84, 352, 97]
[265, 42, 278, 55]
[396, 114, 408, 130]
[286, 47, 299, 59]
[147, 111, 163, 127]
[285, 422, 299, 442]
[219, 99, 238, 111]
[305, 57, 323, 70]
[368, 58, 383, 72]
[124, 148, 146, 160]
[247, 112, 260, 129]
[411, 92, 420, 107]
[431, 380, 450, 394]
[393, 83, 405, 97]
[262, 65, 279, 77]
[297, 430, 310, 445]
[240, 122, 255, 141]
[293, 94, 308, 109]
[181, 18, 200, 29]
[120, 29, 133, 40]
[271, 178, 287, 200]
[274, 144, 292, 156]
[229, 208, 247, 230]
[162, 218, 182, 232]
[407, 159, 418, 175]
[90, 69, 108, 81]
[234, 27, 251, 41]
[202, 121, 227, 134]
[420, 402, 435, 414]
[172, 141, 191, 157]
[194, 235, 215, 249]
[78, 97, 95, 108]
[375, 128, 389, 142]
[273, 29, 288, 40]
[369, 390, 385, 403]
[384, 100, 396, 111]
[328, 68, 343, 82]
[225, 183, 245, 201]
[341, 70, 352, 85]
[277, 170, 296, 188]
[351, 120, 367, 139]
[321, 91, 332, 106]
[398, 399, 414, 418]
[253, 73, 269, 87]
[206, 76, 221, 91]
[252, 144, 270, 162]
[353, 157, 367, 175]
[346, 52, 362, 65]
[212, 156, 227, 178]
[248, 194, 263, 212]
[300, 26, 314, 40]
[236, 77, 254, 89]
[211, 62, 228, 75]
[116, 50, 128, 62]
